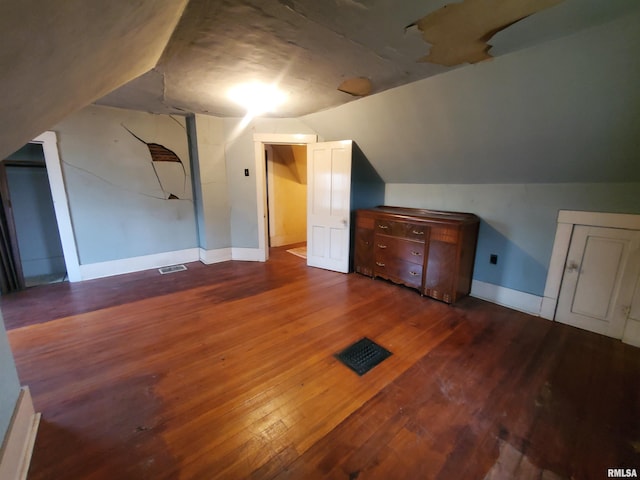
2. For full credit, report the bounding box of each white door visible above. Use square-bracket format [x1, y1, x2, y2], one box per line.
[306, 140, 352, 273]
[556, 225, 640, 338]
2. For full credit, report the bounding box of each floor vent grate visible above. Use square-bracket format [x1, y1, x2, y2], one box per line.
[335, 337, 392, 376]
[158, 264, 187, 275]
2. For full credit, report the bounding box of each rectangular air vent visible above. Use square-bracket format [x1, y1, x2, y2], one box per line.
[158, 264, 187, 275]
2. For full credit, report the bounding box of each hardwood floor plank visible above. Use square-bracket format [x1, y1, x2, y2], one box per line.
[4, 247, 639, 479]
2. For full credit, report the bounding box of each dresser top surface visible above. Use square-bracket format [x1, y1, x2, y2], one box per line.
[359, 206, 479, 225]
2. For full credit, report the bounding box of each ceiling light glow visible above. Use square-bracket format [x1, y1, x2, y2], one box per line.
[227, 82, 287, 115]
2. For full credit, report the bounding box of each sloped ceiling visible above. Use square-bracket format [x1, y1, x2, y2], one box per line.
[1, 0, 638, 171]
[97, 0, 639, 118]
[0, 0, 188, 160]
[301, 9, 640, 184]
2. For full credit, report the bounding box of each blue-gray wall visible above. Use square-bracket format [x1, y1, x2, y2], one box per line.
[300, 10, 640, 185]
[301, 9, 640, 297]
[386, 183, 640, 296]
[6, 166, 66, 280]
[222, 117, 317, 249]
[54, 105, 198, 264]
[188, 114, 232, 251]
[0, 313, 21, 443]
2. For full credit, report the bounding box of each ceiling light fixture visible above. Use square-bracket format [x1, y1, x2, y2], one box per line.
[227, 81, 287, 116]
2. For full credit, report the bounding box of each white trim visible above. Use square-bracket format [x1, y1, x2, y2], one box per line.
[265, 145, 276, 246]
[31, 131, 82, 282]
[542, 210, 640, 322]
[253, 133, 317, 263]
[470, 280, 543, 316]
[539, 297, 557, 321]
[622, 318, 640, 348]
[199, 247, 232, 264]
[558, 210, 640, 230]
[0, 387, 40, 480]
[79, 248, 200, 280]
[231, 248, 262, 262]
[253, 133, 317, 144]
[542, 223, 573, 300]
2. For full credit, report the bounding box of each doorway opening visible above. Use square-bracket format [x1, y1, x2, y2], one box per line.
[253, 133, 317, 262]
[0, 143, 67, 291]
[264, 143, 307, 258]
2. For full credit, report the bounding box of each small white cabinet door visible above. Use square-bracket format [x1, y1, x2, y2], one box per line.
[556, 225, 640, 338]
[306, 141, 352, 273]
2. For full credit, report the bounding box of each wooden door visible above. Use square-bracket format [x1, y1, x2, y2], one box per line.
[556, 226, 640, 338]
[306, 141, 352, 273]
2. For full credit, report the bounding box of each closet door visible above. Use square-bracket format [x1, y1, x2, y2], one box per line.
[556, 225, 640, 338]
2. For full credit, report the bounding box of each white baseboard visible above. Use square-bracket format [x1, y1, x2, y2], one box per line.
[623, 318, 640, 348]
[539, 297, 557, 320]
[78, 248, 200, 281]
[231, 248, 263, 262]
[199, 248, 232, 264]
[0, 387, 40, 480]
[470, 280, 543, 316]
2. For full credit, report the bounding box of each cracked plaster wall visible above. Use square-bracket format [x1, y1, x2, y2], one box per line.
[53, 105, 197, 265]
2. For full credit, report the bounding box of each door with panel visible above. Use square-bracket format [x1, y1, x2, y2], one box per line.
[556, 226, 640, 338]
[306, 141, 352, 273]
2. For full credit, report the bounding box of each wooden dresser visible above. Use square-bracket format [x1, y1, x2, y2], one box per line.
[354, 206, 479, 303]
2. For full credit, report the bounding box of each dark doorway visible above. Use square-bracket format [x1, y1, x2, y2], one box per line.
[0, 143, 67, 293]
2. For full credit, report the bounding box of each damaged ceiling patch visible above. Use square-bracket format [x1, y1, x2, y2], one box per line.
[338, 77, 372, 97]
[409, 0, 564, 66]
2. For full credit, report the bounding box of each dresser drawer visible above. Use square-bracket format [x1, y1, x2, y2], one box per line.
[404, 223, 428, 241]
[375, 220, 427, 242]
[374, 257, 423, 289]
[374, 235, 425, 265]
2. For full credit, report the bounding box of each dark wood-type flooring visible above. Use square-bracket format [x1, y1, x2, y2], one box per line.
[2, 246, 639, 479]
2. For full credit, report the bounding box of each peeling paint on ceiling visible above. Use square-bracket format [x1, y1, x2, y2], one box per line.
[89, 0, 639, 118]
[409, 0, 564, 66]
[337, 77, 372, 97]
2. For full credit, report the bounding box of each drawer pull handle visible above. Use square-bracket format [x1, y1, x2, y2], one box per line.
[409, 271, 419, 276]
[377, 244, 387, 249]
[376, 262, 385, 267]
[412, 230, 424, 235]
[411, 251, 421, 256]
[378, 225, 389, 229]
